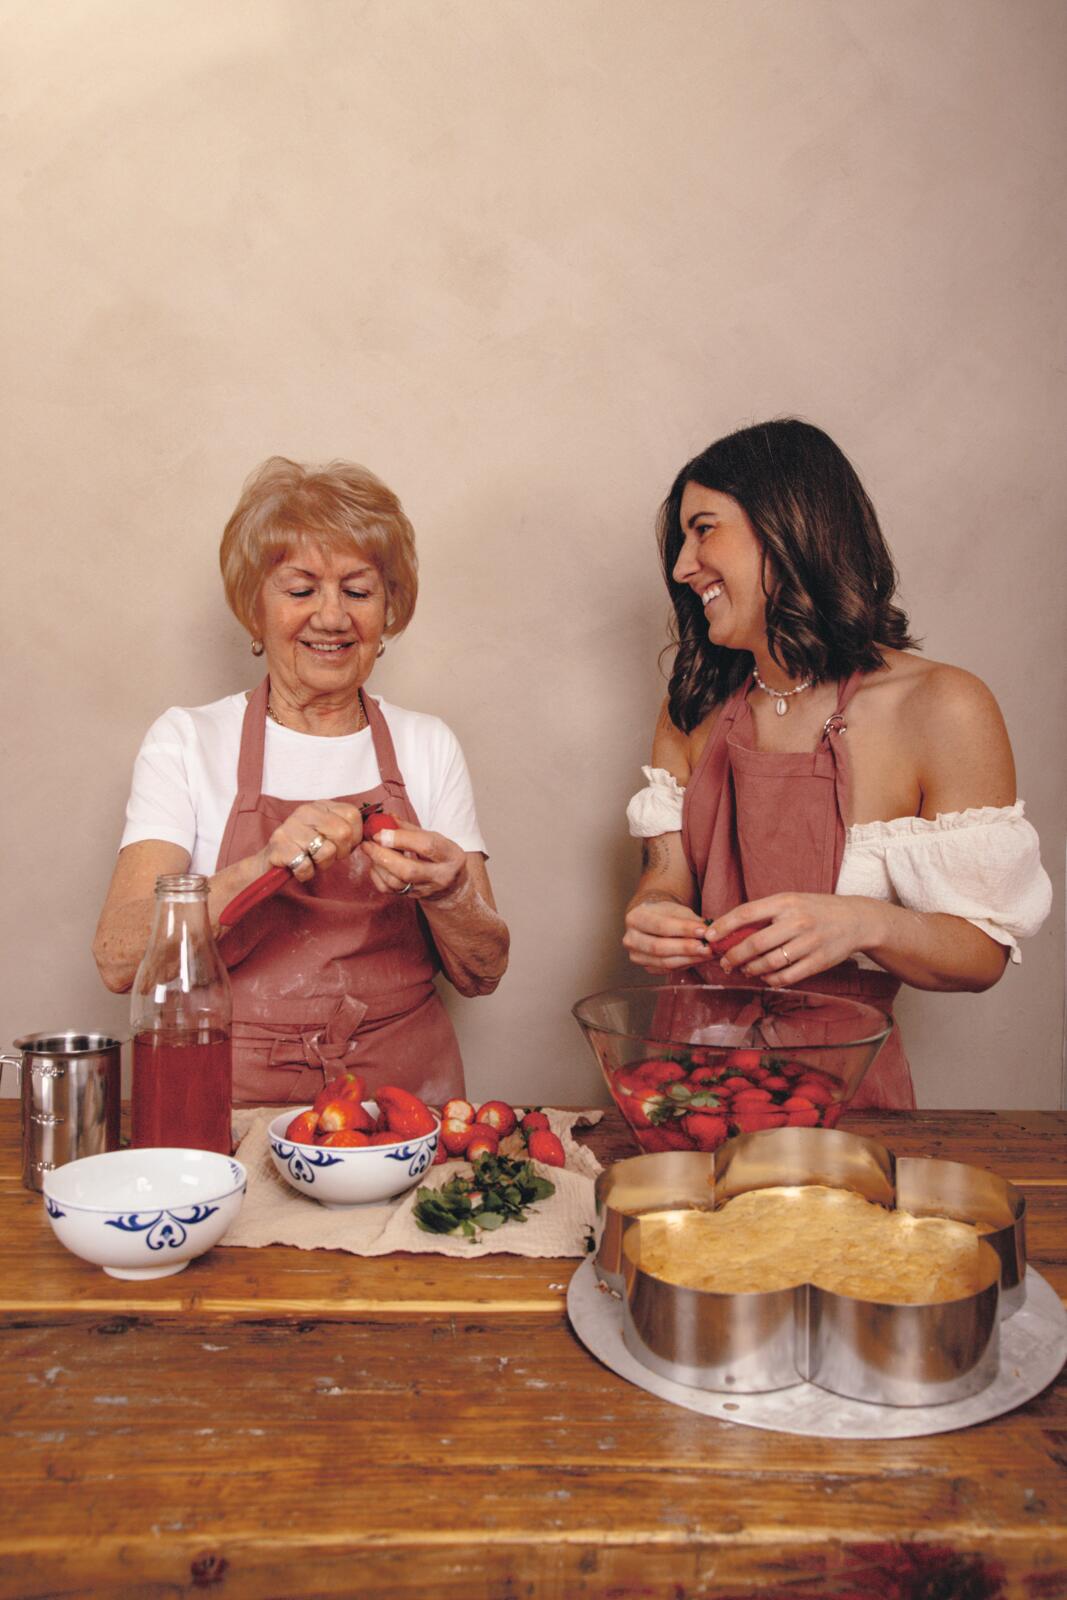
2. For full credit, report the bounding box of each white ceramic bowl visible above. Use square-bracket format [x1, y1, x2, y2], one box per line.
[267, 1102, 439, 1207]
[43, 1148, 247, 1280]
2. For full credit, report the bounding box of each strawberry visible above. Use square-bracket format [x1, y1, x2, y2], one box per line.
[729, 1088, 774, 1108]
[821, 1104, 844, 1128]
[782, 1094, 816, 1111]
[367, 1130, 404, 1145]
[724, 1050, 764, 1072]
[441, 1119, 478, 1157]
[621, 1089, 667, 1129]
[363, 811, 401, 840]
[376, 1084, 437, 1138]
[687, 1066, 723, 1088]
[526, 1129, 566, 1168]
[474, 1100, 517, 1137]
[633, 1059, 687, 1087]
[520, 1110, 551, 1136]
[312, 1071, 366, 1114]
[319, 1129, 371, 1147]
[442, 1098, 476, 1125]
[761, 1075, 790, 1093]
[641, 1125, 696, 1152]
[732, 1111, 788, 1133]
[721, 1075, 756, 1093]
[318, 1098, 375, 1134]
[284, 1109, 320, 1144]
[466, 1129, 500, 1163]
[431, 1139, 450, 1164]
[792, 1080, 835, 1107]
[707, 922, 767, 958]
[786, 1110, 821, 1127]
[681, 1112, 728, 1151]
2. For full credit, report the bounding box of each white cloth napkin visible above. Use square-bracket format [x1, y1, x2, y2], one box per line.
[223, 1106, 604, 1259]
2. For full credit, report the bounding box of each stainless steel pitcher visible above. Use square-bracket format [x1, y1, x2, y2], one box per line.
[1, 1031, 122, 1191]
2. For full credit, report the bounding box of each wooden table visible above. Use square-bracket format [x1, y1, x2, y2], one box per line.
[1, 1103, 1064, 1599]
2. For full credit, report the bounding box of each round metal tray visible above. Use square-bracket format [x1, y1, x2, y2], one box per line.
[567, 1257, 1067, 1440]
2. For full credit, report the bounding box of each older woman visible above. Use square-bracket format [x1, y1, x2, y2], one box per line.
[94, 457, 508, 1104]
[623, 420, 1051, 1108]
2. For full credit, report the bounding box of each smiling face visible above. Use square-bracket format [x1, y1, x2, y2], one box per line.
[672, 484, 769, 656]
[256, 541, 387, 709]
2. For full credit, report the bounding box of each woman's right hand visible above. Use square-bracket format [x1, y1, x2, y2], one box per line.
[623, 897, 710, 973]
[261, 801, 366, 883]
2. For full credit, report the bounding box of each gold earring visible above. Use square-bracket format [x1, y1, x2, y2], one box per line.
[376, 640, 386, 658]
[251, 639, 264, 657]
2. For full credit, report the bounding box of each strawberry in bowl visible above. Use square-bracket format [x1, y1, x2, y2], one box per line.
[572, 984, 891, 1155]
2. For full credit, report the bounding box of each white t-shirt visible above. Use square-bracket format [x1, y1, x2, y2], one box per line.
[120, 692, 488, 876]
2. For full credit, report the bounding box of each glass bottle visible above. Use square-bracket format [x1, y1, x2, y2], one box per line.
[130, 874, 233, 1155]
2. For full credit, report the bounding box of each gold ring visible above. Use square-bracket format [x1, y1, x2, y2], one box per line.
[780, 946, 791, 967]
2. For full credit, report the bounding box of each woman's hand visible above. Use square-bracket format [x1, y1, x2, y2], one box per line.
[263, 801, 365, 882]
[623, 897, 710, 973]
[361, 824, 468, 902]
[706, 893, 880, 986]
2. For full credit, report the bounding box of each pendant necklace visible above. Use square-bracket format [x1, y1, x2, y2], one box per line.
[752, 667, 813, 717]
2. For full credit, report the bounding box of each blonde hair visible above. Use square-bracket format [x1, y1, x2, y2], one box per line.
[219, 457, 418, 636]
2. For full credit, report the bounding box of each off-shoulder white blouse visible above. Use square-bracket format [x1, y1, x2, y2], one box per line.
[626, 768, 1052, 965]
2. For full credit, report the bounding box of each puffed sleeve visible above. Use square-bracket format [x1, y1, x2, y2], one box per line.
[866, 803, 1052, 963]
[626, 766, 685, 837]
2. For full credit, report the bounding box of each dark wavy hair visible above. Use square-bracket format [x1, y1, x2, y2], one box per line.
[658, 419, 918, 732]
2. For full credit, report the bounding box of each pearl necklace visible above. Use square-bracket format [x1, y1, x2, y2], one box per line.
[752, 667, 813, 717]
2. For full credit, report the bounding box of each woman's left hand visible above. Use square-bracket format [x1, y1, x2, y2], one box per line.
[361, 824, 468, 903]
[705, 893, 882, 986]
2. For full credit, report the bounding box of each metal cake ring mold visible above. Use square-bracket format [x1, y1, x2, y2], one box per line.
[592, 1127, 1027, 1409]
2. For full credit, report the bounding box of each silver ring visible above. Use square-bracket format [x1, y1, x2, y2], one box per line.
[780, 946, 791, 967]
[287, 850, 311, 873]
[397, 881, 414, 896]
[305, 833, 327, 859]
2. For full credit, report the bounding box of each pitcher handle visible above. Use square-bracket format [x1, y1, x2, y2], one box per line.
[0, 1054, 22, 1094]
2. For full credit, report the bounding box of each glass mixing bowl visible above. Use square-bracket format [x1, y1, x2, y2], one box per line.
[572, 984, 891, 1153]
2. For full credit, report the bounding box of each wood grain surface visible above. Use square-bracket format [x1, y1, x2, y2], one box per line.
[1, 1103, 1064, 1599]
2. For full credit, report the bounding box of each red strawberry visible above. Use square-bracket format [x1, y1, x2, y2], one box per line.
[319, 1129, 371, 1147]
[284, 1109, 319, 1144]
[761, 1075, 790, 1093]
[792, 1080, 835, 1107]
[724, 1050, 764, 1072]
[634, 1059, 687, 1087]
[729, 1088, 774, 1108]
[621, 1089, 667, 1129]
[687, 1066, 723, 1087]
[707, 922, 767, 958]
[442, 1098, 476, 1125]
[431, 1139, 450, 1164]
[526, 1129, 566, 1168]
[681, 1112, 728, 1151]
[782, 1094, 816, 1111]
[441, 1120, 478, 1157]
[721, 1075, 756, 1093]
[363, 811, 401, 840]
[466, 1129, 500, 1163]
[732, 1111, 788, 1133]
[786, 1110, 821, 1127]
[312, 1071, 367, 1114]
[474, 1100, 517, 1137]
[367, 1130, 404, 1146]
[641, 1126, 697, 1152]
[376, 1084, 437, 1138]
[520, 1110, 551, 1136]
[821, 1104, 844, 1128]
[318, 1098, 375, 1134]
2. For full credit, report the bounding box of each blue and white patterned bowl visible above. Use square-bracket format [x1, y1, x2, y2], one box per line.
[267, 1102, 439, 1208]
[43, 1148, 247, 1280]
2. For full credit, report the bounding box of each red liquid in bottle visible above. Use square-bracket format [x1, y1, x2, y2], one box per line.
[132, 1029, 233, 1155]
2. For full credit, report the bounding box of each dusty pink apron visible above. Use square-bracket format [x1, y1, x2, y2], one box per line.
[681, 671, 916, 1110]
[215, 678, 465, 1107]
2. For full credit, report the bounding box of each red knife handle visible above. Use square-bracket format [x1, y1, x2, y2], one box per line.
[219, 865, 289, 926]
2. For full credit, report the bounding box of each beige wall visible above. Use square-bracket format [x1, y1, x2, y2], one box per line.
[3, 0, 1064, 1110]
